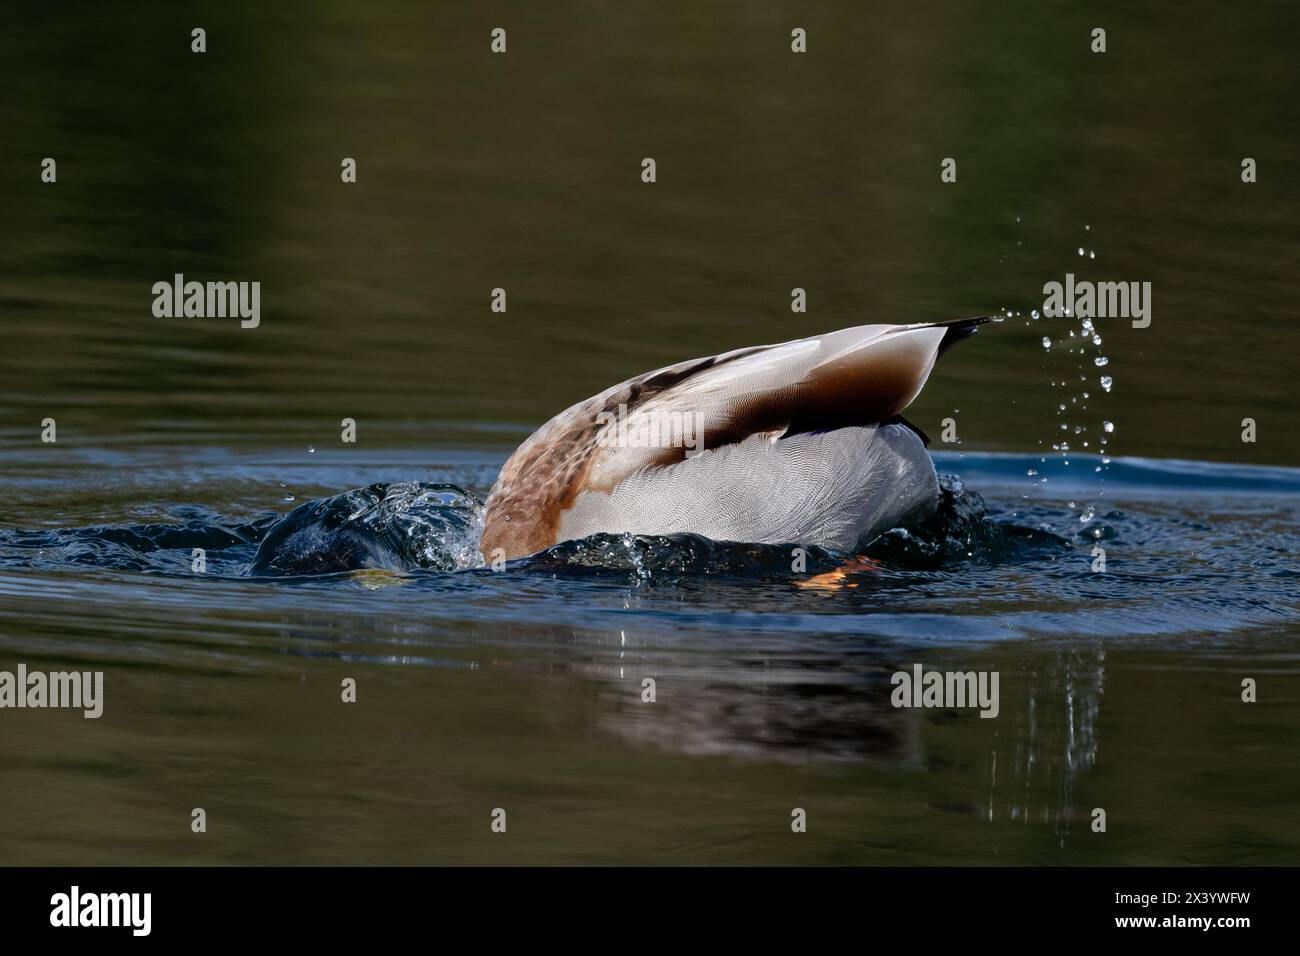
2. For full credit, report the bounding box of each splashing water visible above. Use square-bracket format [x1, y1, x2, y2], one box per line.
[249, 482, 484, 575]
[0, 475, 1064, 582]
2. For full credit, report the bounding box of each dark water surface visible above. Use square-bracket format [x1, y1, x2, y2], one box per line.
[1, 448, 1297, 864]
[2, 2, 1299, 864]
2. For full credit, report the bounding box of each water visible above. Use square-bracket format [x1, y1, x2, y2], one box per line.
[2, 1, 1299, 865]
[2, 445, 1297, 864]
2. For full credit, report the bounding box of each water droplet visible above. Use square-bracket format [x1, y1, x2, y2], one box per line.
[1100, 376, 1113, 392]
[1077, 247, 1085, 256]
[1042, 337, 1051, 349]
[1092, 334, 1102, 345]
[1095, 356, 1109, 367]
[1088, 251, 1095, 260]
[1103, 421, 1115, 433]
[1031, 309, 1040, 320]
[308, 445, 316, 454]
[283, 493, 295, 502]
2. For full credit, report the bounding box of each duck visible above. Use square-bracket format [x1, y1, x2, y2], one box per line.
[480, 317, 992, 560]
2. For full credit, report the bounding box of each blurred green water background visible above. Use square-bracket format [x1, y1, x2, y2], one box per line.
[2, 0, 1297, 462]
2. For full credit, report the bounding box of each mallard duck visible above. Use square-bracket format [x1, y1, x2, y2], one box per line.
[480, 317, 991, 560]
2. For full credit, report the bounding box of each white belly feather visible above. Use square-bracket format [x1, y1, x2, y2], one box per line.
[557, 423, 938, 552]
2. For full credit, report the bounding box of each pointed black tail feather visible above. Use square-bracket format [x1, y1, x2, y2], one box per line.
[935, 315, 997, 358]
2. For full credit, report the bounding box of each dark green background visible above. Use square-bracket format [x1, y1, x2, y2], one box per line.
[3, 1, 1297, 463]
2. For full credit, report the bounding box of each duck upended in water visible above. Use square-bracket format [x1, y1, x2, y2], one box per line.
[480, 317, 992, 560]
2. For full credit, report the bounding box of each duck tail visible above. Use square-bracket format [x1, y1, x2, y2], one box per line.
[912, 315, 1000, 358]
